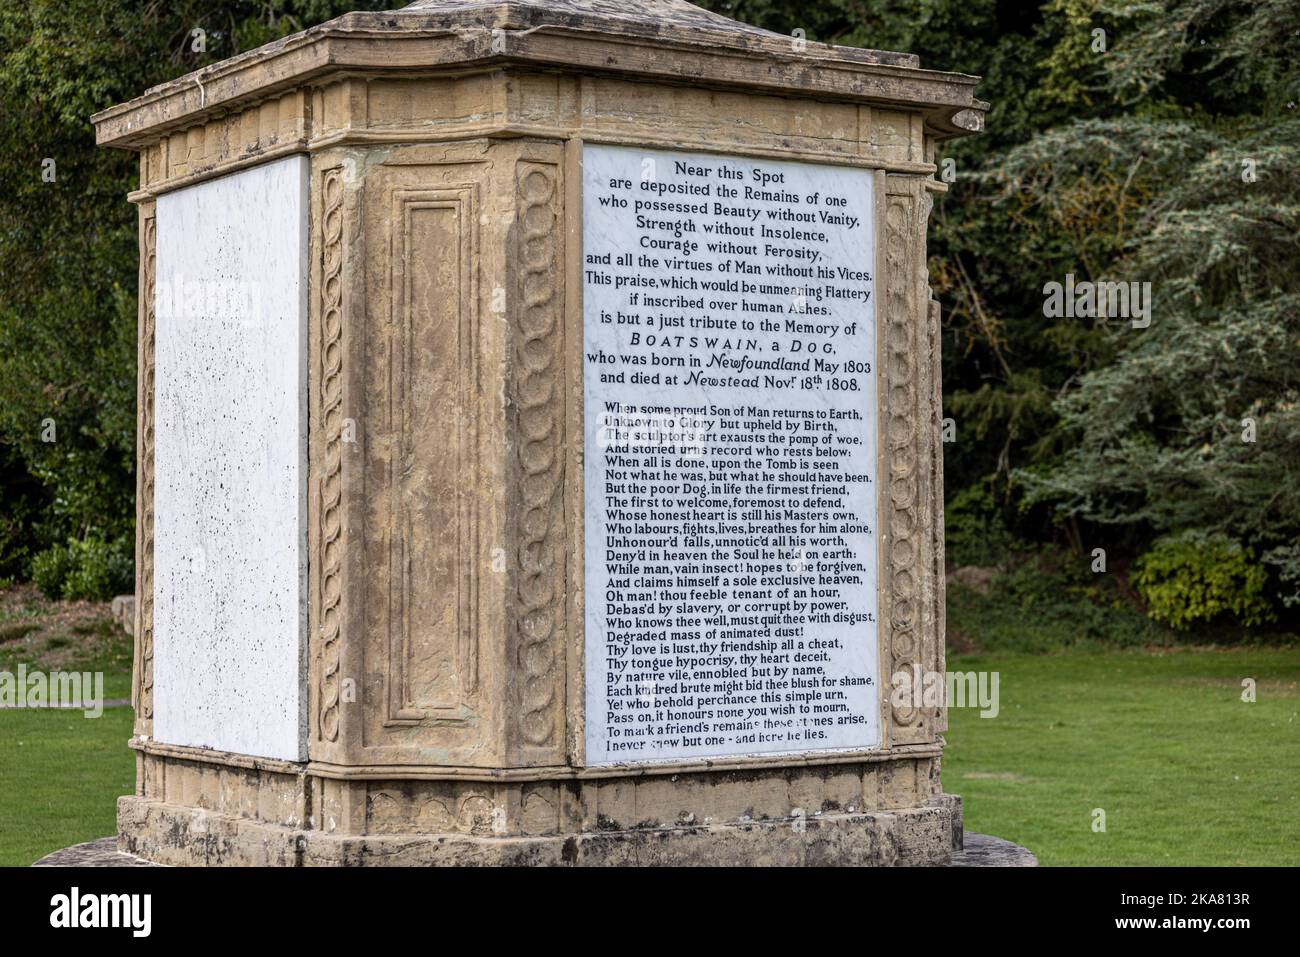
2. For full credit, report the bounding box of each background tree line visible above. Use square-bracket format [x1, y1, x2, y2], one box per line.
[1, 0, 1296, 632]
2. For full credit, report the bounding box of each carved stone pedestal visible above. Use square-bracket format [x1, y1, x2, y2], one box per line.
[93, 0, 985, 866]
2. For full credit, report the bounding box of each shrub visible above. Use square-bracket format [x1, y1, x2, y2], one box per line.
[31, 534, 134, 602]
[1133, 533, 1275, 630]
[31, 543, 77, 600]
[944, 484, 1018, 569]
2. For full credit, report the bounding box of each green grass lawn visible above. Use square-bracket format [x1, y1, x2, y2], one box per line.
[0, 584, 135, 865]
[0, 706, 135, 866]
[943, 647, 1300, 865]
[1, 583, 1297, 866]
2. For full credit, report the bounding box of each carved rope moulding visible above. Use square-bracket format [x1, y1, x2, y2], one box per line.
[136, 213, 157, 729]
[515, 161, 565, 749]
[318, 166, 346, 744]
[884, 194, 921, 728]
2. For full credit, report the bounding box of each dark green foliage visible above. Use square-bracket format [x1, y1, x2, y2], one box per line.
[0, 2, 389, 584]
[947, 546, 1171, 653]
[701, 1, 1299, 631]
[1009, 6, 1300, 624]
[2, 0, 1295, 632]
[943, 483, 1018, 569]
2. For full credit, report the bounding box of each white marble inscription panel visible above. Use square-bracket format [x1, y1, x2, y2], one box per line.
[583, 144, 880, 765]
[153, 156, 308, 761]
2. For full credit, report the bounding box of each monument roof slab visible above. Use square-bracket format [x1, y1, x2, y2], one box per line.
[92, 0, 985, 148]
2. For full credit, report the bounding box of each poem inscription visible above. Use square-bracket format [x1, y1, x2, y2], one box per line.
[582, 145, 881, 765]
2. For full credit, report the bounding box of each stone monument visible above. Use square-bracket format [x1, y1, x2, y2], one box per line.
[92, 0, 985, 865]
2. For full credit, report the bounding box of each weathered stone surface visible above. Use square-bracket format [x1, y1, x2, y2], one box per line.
[114, 798, 955, 866]
[92, 0, 987, 866]
[37, 828, 1037, 867]
[111, 594, 135, 635]
[33, 837, 159, 867]
[950, 832, 1039, 867]
[91, 1, 984, 151]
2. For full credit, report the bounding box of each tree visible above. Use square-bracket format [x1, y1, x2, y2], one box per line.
[1015, 0, 1300, 615]
[0, 1, 385, 592]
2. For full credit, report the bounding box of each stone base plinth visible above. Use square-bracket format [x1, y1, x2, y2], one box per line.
[113, 742, 967, 867]
[38, 828, 1036, 867]
[113, 793, 961, 867]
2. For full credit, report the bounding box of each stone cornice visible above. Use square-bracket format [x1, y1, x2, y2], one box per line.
[91, 13, 986, 148]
